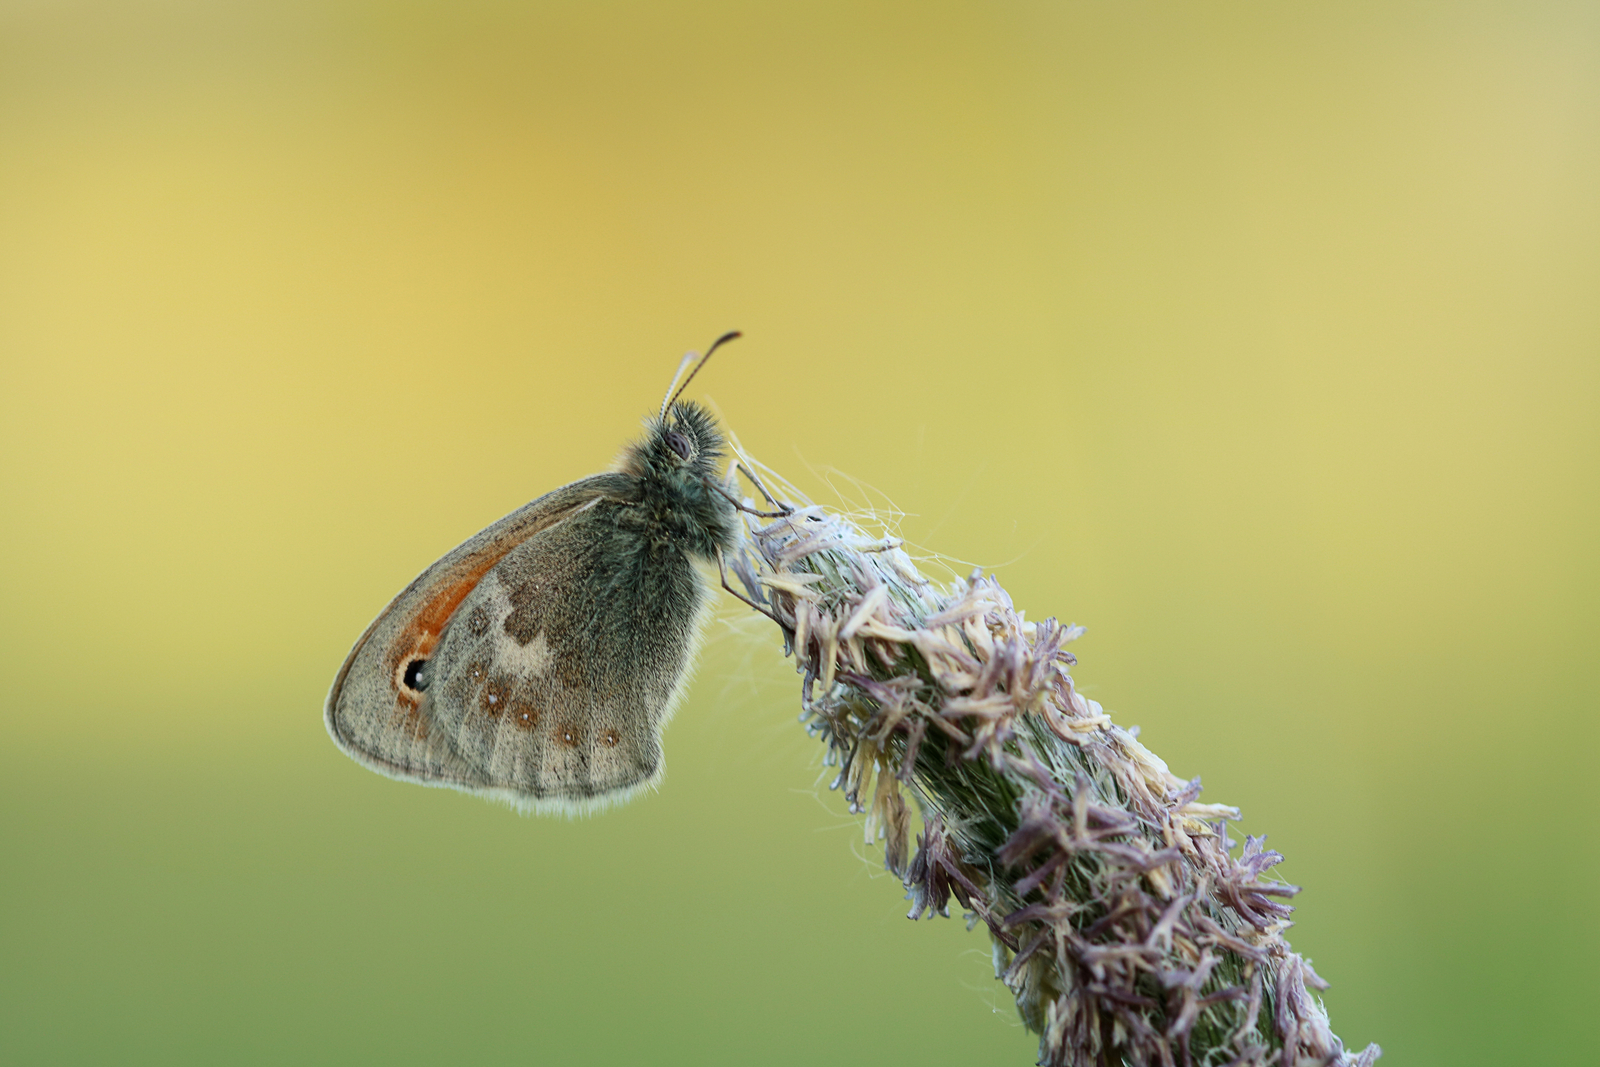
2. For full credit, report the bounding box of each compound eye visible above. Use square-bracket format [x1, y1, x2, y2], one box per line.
[665, 429, 693, 460]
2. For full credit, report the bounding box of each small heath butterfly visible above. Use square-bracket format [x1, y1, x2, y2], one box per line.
[325, 334, 744, 814]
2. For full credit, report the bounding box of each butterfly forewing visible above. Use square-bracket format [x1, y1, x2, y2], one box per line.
[325, 475, 628, 793]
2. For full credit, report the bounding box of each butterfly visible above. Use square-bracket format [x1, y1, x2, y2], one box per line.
[324, 334, 746, 814]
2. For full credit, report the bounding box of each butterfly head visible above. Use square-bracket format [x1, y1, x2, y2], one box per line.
[622, 399, 740, 559]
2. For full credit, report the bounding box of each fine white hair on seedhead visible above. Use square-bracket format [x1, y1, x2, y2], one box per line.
[714, 420, 1026, 591]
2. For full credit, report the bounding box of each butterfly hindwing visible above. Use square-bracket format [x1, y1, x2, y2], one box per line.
[421, 502, 709, 809]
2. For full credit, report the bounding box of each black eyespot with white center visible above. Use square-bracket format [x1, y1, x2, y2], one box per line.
[403, 658, 428, 691]
[664, 429, 692, 460]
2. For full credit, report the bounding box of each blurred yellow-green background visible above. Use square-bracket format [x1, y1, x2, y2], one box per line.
[2, 2, 1596, 1064]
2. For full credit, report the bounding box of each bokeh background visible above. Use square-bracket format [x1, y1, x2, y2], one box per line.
[3, 2, 1596, 1064]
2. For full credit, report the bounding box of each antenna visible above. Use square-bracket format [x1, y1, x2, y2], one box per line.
[660, 330, 741, 418]
[659, 351, 699, 419]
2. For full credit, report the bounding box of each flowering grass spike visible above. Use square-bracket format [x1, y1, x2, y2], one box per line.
[723, 459, 1378, 1067]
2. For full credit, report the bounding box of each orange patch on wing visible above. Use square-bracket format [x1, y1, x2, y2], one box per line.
[384, 555, 508, 692]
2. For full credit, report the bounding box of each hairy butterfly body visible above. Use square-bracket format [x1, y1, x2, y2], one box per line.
[325, 346, 740, 815]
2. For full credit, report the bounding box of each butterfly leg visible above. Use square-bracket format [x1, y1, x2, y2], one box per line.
[716, 546, 783, 625]
[708, 477, 791, 520]
[735, 462, 792, 516]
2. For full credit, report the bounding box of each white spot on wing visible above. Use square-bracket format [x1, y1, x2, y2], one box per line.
[499, 630, 553, 677]
[475, 572, 550, 677]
